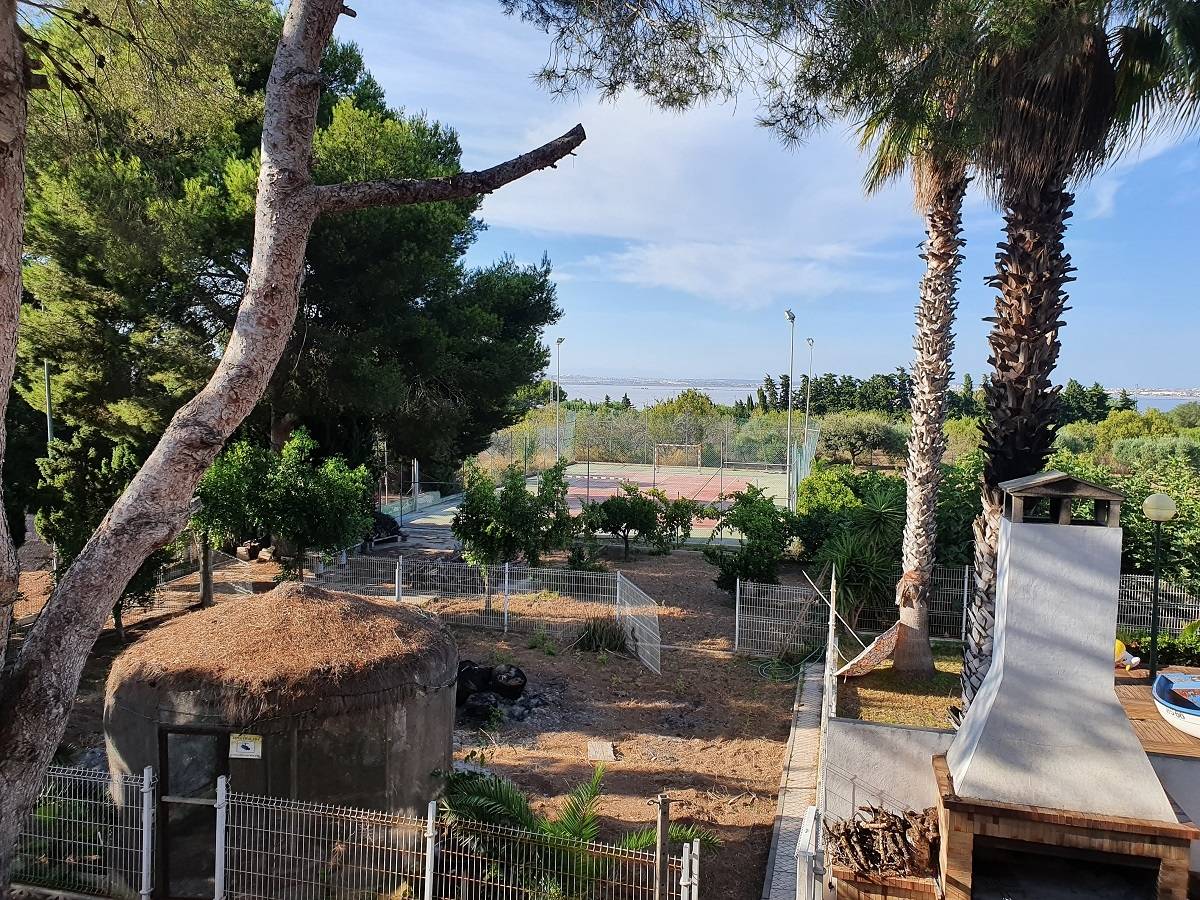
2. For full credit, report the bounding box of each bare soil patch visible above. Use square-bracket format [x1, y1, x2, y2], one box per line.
[452, 548, 796, 900]
[33, 548, 795, 900]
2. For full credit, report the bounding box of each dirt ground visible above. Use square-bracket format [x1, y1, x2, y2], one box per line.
[451, 548, 796, 900]
[15, 547, 798, 900]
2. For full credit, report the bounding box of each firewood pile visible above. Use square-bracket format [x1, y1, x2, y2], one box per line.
[825, 806, 939, 877]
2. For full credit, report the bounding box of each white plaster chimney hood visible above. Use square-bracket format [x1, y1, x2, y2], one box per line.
[946, 471, 1176, 821]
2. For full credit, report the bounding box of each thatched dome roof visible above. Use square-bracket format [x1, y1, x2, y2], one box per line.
[106, 582, 457, 727]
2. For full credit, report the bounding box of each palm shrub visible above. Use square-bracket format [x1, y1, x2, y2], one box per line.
[813, 480, 906, 629]
[440, 766, 719, 895]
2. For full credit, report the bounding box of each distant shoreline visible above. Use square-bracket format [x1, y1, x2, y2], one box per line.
[557, 376, 1197, 411]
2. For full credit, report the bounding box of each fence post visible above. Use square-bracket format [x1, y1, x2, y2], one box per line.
[503, 562, 510, 633]
[680, 842, 692, 900]
[690, 838, 701, 900]
[395, 556, 403, 602]
[960, 565, 970, 642]
[654, 794, 671, 900]
[734, 578, 742, 652]
[213, 776, 227, 900]
[139, 766, 154, 900]
[423, 800, 437, 900]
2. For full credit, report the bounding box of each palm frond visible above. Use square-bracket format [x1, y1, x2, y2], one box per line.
[544, 765, 604, 844]
[440, 772, 541, 833]
[619, 823, 723, 851]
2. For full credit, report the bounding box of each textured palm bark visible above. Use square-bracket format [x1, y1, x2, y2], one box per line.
[0, 0, 27, 678]
[960, 176, 1072, 708]
[892, 163, 966, 677]
[0, 0, 584, 885]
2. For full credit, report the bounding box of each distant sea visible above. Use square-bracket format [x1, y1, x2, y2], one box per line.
[559, 377, 1195, 412]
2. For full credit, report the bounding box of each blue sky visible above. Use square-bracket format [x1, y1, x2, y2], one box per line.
[338, 2, 1200, 388]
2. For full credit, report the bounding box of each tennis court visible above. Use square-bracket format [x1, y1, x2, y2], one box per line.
[559, 461, 789, 510]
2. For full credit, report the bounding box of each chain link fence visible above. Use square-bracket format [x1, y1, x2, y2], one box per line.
[479, 409, 796, 474]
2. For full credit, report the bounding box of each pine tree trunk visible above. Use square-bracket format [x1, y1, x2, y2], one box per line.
[0, 0, 26, 678]
[199, 537, 214, 608]
[892, 162, 967, 676]
[960, 176, 1072, 709]
[0, 1, 583, 885]
[111, 602, 125, 643]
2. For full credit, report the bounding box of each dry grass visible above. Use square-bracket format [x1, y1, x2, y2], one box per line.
[837, 644, 962, 728]
[107, 582, 457, 721]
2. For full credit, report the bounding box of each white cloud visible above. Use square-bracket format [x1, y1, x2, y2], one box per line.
[570, 239, 907, 307]
[339, 2, 925, 307]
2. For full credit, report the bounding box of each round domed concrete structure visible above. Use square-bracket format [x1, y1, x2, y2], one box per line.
[105, 582, 457, 897]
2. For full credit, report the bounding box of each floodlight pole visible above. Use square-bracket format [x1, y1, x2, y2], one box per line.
[555, 336, 565, 461]
[784, 310, 795, 509]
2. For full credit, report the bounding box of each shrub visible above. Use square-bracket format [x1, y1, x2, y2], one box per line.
[703, 485, 797, 589]
[576, 617, 628, 653]
[366, 509, 401, 542]
[452, 459, 572, 568]
[595, 484, 699, 559]
[1111, 436, 1200, 471]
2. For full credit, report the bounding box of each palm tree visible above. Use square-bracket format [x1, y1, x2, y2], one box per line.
[891, 154, 968, 675]
[960, 0, 1200, 707]
[791, 0, 976, 675]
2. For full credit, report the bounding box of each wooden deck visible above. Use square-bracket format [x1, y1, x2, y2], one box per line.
[1117, 667, 1200, 760]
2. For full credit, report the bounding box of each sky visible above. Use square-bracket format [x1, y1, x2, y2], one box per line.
[338, 2, 1200, 388]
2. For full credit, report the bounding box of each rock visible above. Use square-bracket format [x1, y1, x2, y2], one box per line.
[587, 740, 617, 762]
[257, 546, 276, 562]
[490, 664, 527, 701]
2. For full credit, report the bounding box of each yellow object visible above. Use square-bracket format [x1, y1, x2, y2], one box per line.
[1114, 639, 1141, 671]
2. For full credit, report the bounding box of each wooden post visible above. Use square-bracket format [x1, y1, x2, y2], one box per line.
[654, 794, 672, 900]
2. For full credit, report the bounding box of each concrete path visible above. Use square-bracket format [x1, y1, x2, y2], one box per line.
[761, 664, 824, 900]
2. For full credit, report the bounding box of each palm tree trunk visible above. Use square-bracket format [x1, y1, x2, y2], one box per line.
[961, 175, 1072, 708]
[892, 161, 967, 677]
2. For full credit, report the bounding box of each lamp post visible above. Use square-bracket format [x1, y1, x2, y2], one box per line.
[555, 336, 565, 461]
[784, 310, 795, 508]
[1143, 492, 1177, 681]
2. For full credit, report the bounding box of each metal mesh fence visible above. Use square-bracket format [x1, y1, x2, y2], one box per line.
[303, 554, 663, 672]
[481, 409, 794, 474]
[434, 818, 685, 900]
[734, 579, 826, 658]
[221, 790, 694, 900]
[829, 564, 1200, 641]
[224, 792, 428, 900]
[14, 765, 153, 898]
[850, 565, 971, 640]
[616, 573, 663, 675]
